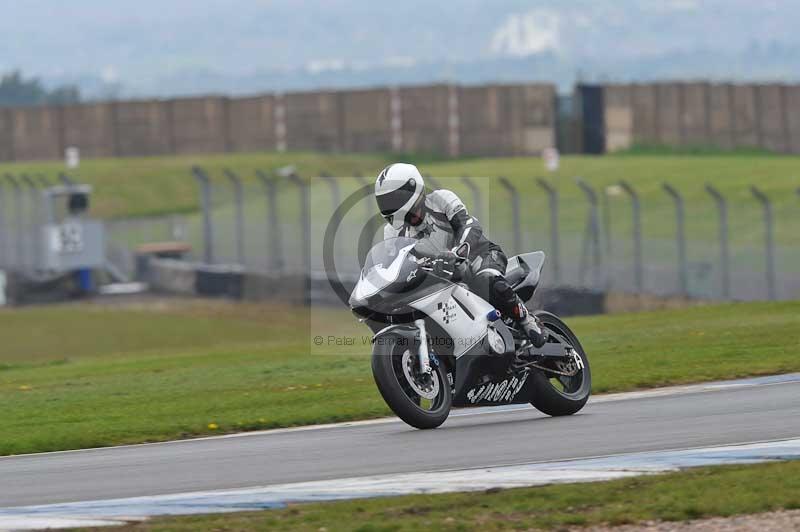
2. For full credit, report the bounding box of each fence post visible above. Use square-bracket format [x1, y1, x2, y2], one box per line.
[535, 178, 560, 284]
[662, 183, 688, 297]
[288, 172, 311, 277]
[601, 187, 612, 257]
[498, 177, 521, 253]
[320, 172, 341, 211]
[223, 169, 245, 267]
[704, 184, 731, 300]
[320, 172, 345, 271]
[461, 176, 483, 222]
[354, 173, 373, 218]
[256, 170, 284, 273]
[4, 175, 23, 270]
[0, 181, 4, 268]
[191, 166, 215, 265]
[619, 181, 643, 294]
[750, 186, 776, 301]
[354, 174, 382, 267]
[576, 178, 602, 289]
[21, 175, 41, 270]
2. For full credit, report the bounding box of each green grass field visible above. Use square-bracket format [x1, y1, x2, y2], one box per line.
[0, 151, 797, 218]
[100, 460, 800, 531]
[1, 299, 798, 456]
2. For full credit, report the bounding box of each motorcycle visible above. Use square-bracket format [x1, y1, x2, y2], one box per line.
[349, 237, 591, 429]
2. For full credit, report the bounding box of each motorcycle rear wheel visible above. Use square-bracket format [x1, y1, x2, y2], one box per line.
[371, 335, 452, 429]
[528, 311, 592, 416]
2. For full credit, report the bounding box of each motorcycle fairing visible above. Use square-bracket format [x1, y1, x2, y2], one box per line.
[452, 342, 535, 407]
[506, 251, 546, 302]
[408, 283, 494, 358]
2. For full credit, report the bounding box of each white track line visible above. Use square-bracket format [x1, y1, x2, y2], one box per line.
[2, 437, 799, 531]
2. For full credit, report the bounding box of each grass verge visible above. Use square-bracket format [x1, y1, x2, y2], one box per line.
[1, 152, 798, 220]
[91, 460, 800, 531]
[1, 299, 798, 456]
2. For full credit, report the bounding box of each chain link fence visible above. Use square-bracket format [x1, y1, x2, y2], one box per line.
[183, 167, 799, 302]
[1, 167, 797, 303]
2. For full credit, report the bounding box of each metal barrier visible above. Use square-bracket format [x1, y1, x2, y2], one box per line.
[662, 183, 688, 297]
[750, 186, 776, 301]
[705, 184, 730, 299]
[180, 170, 800, 302]
[576, 178, 602, 289]
[619, 180, 643, 294]
[3, 167, 795, 303]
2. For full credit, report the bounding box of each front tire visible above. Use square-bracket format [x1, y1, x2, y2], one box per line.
[371, 334, 452, 429]
[529, 311, 592, 416]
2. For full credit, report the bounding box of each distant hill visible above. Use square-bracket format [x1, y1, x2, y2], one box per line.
[2, 0, 800, 98]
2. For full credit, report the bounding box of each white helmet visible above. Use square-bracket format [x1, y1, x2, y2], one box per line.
[374, 163, 426, 230]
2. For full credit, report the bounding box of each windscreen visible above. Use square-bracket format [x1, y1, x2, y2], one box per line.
[354, 237, 417, 300]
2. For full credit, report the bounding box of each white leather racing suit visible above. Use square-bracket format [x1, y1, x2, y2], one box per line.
[382, 189, 527, 322]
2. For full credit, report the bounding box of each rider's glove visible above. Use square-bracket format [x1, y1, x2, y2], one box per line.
[430, 251, 458, 279]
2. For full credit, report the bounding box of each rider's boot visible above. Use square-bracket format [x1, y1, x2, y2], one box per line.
[511, 302, 547, 348]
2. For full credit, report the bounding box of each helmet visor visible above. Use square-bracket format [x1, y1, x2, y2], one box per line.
[376, 179, 417, 217]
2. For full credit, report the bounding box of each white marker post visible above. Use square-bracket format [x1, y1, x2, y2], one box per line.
[65, 147, 80, 170]
[542, 147, 559, 173]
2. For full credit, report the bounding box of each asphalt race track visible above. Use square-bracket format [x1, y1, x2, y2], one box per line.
[1, 374, 799, 510]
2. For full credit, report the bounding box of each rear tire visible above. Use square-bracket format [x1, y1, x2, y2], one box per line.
[372, 334, 452, 429]
[529, 311, 591, 416]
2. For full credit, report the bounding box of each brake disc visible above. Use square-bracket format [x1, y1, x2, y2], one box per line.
[401, 350, 439, 400]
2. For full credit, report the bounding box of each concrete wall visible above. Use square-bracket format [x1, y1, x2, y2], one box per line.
[459, 85, 508, 157]
[0, 82, 555, 161]
[0, 109, 14, 161]
[786, 85, 800, 154]
[680, 83, 710, 145]
[708, 84, 735, 149]
[655, 84, 682, 146]
[603, 84, 633, 152]
[227, 95, 276, 152]
[458, 84, 555, 156]
[516, 84, 556, 155]
[399, 84, 451, 156]
[341, 88, 393, 153]
[170, 97, 230, 154]
[114, 100, 172, 157]
[757, 85, 788, 153]
[731, 84, 759, 148]
[11, 106, 62, 161]
[62, 103, 116, 158]
[6, 80, 797, 160]
[284, 91, 342, 152]
[599, 82, 800, 154]
[631, 84, 659, 145]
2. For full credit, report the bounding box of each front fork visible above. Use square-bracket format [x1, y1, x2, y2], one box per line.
[414, 318, 432, 374]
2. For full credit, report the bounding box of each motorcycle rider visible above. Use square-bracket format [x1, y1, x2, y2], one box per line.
[374, 162, 547, 348]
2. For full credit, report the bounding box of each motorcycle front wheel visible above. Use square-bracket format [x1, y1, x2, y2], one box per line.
[371, 334, 452, 429]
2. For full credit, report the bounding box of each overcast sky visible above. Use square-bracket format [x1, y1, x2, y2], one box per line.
[1, 1, 797, 95]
